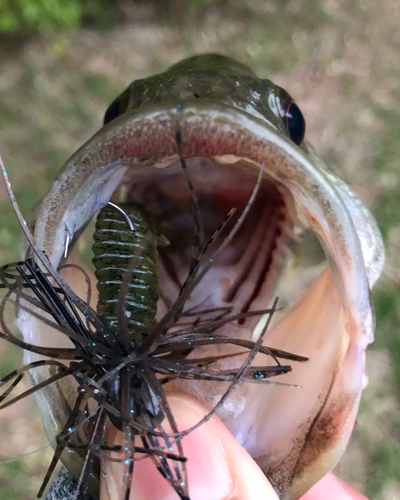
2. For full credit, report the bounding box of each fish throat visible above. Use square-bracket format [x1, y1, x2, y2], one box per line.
[112, 158, 295, 328]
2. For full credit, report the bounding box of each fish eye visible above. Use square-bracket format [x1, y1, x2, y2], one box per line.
[103, 89, 130, 125]
[282, 100, 306, 146]
[273, 88, 306, 146]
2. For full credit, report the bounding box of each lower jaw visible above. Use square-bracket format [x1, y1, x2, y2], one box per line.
[163, 264, 360, 499]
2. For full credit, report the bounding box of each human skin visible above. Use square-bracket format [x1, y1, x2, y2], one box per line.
[100, 396, 367, 500]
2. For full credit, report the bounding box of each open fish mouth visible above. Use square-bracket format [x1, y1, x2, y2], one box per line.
[17, 77, 384, 498]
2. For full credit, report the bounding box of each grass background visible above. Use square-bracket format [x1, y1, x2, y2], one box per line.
[0, 1, 399, 498]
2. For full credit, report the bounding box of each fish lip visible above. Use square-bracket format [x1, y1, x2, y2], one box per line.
[35, 101, 373, 344]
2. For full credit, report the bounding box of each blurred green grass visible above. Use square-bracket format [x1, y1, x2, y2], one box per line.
[0, 0, 119, 34]
[0, 1, 399, 499]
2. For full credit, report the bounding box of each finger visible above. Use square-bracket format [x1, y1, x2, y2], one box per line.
[300, 472, 368, 500]
[100, 395, 279, 500]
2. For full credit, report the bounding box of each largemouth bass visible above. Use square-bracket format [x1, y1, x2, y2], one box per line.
[15, 54, 384, 499]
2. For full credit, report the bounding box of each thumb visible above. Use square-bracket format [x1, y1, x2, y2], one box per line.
[100, 395, 279, 500]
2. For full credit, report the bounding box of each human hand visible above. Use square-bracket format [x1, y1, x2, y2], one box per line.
[101, 396, 367, 500]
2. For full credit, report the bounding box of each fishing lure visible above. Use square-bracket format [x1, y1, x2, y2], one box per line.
[0, 114, 307, 500]
[92, 202, 165, 336]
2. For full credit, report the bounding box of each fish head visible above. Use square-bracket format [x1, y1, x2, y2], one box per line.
[17, 54, 384, 498]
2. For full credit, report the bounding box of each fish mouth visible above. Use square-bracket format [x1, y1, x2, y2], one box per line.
[36, 102, 375, 346]
[25, 102, 381, 498]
